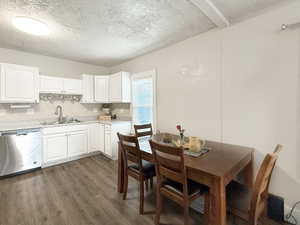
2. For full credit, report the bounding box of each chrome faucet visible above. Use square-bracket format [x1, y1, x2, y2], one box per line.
[55, 105, 64, 123]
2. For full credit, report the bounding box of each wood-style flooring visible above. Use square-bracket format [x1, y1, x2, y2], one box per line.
[0, 155, 287, 225]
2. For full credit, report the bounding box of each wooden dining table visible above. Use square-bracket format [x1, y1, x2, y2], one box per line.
[117, 133, 254, 225]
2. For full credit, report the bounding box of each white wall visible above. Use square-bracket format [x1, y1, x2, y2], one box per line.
[0, 47, 108, 78]
[110, 1, 300, 210]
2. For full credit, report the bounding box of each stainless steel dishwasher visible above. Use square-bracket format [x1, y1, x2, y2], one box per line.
[0, 128, 42, 177]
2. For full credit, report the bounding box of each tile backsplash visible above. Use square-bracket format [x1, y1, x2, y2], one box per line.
[0, 100, 101, 121]
[111, 103, 131, 119]
[0, 100, 132, 122]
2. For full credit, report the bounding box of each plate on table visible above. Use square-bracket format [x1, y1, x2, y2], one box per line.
[184, 147, 211, 157]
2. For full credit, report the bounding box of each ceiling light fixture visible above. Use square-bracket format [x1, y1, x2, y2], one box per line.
[12, 17, 50, 36]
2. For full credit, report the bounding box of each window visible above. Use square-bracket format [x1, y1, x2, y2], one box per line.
[131, 70, 156, 130]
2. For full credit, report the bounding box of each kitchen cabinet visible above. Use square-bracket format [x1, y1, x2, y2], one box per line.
[43, 133, 68, 164]
[104, 125, 112, 157]
[42, 125, 88, 166]
[109, 72, 131, 103]
[103, 121, 131, 160]
[40, 75, 64, 94]
[94, 75, 109, 103]
[42, 121, 131, 165]
[39, 75, 82, 95]
[68, 131, 88, 157]
[88, 123, 104, 153]
[0, 63, 39, 103]
[82, 74, 95, 103]
[63, 78, 82, 94]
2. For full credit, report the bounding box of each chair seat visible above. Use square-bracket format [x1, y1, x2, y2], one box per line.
[128, 160, 156, 178]
[227, 181, 252, 212]
[162, 179, 208, 196]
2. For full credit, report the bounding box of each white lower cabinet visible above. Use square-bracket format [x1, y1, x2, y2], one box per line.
[42, 121, 131, 166]
[42, 125, 88, 166]
[43, 133, 68, 164]
[104, 127, 112, 158]
[68, 131, 88, 157]
[104, 122, 131, 160]
[88, 123, 104, 153]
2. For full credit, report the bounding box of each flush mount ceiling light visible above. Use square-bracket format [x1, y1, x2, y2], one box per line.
[12, 17, 50, 36]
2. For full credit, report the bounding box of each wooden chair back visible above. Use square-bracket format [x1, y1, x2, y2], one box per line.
[249, 144, 283, 224]
[149, 140, 188, 192]
[134, 123, 153, 138]
[117, 133, 143, 172]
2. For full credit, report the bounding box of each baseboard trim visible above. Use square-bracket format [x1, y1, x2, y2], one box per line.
[42, 151, 102, 168]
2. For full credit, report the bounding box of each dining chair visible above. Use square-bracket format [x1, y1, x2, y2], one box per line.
[117, 132, 156, 214]
[149, 140, 210, 225]
[134, 123, 153, 138]
[227, 144, 283, 225]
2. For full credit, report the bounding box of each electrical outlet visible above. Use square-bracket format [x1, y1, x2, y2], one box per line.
[26, 109, 34, 115]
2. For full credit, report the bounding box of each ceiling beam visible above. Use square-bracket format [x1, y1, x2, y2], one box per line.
[190, 0, 230, 27]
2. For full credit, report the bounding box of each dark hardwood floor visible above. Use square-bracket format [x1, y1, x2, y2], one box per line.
[0, 155, 287, 225]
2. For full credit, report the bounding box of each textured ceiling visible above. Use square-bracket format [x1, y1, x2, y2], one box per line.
[0, 0, 292, 66]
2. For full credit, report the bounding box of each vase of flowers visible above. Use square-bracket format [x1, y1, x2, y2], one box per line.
[176, 125, 185, 145]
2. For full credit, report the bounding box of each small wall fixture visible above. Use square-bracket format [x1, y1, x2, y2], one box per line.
[12, 17, 50, 36]
[281, 22, 300, 31]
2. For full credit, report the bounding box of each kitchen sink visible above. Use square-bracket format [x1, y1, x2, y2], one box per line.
[40, 121, 59, 126]
[41, 119, 81, 126]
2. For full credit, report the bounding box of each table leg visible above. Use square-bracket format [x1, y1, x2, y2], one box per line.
[118, 142, 124, 193]
[242, 153, 254, 188]
[210, 178, 227, 225]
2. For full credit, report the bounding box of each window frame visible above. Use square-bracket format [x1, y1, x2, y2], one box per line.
[131, 69, 157, 133]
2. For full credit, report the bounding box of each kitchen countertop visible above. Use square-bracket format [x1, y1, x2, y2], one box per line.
[0, 118, 132, 132]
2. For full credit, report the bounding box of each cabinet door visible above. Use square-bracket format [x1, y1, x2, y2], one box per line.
[82, 75, 95, 103]
[1, 64, 39, 102]
[109, 73, 122, 102]
[40, 75, 64, 94]
[88, 123, 104, 153]
[88, 124, 97, 152]
[104, 126, 112, 157]
[68, 131, 88, 157]
[63, 78, 82, 95]
[94, 76, 109, 103]
[43, 133, 68, 163]
[96, 124, 105, 153]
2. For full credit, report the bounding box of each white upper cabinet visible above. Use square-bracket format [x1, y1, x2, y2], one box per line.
[39, 75, 82, 95]
[40, 75, 64, 94]
[94, 75, 109, 103]
[63, 78, 82, 95]
[0, 63, 39, 103]
[109, 72, 131, 103]
[82, 74, 95, 103]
